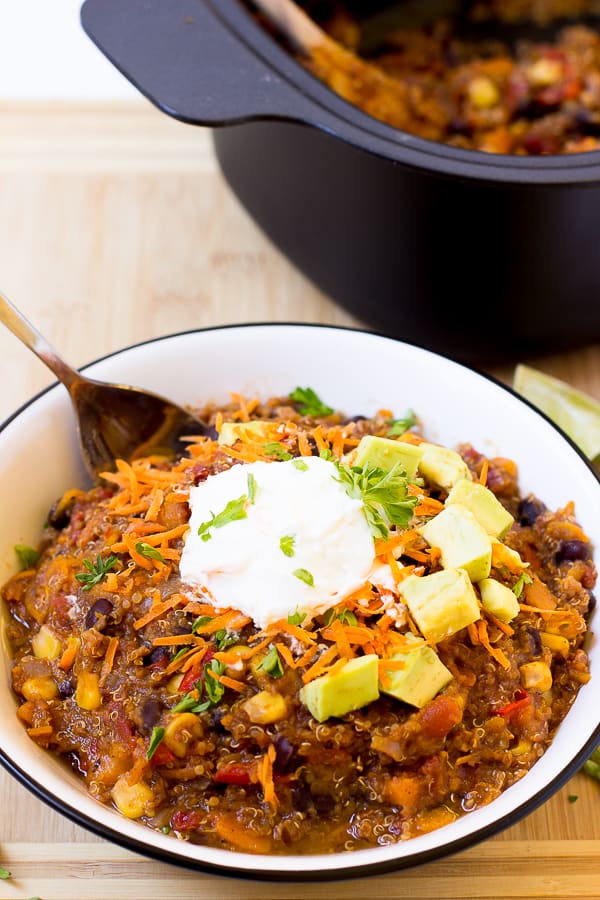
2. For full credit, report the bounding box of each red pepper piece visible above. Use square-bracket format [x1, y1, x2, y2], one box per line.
[214, 762, 256, 785]
[171, 809, 202, 832]
[149, 743, 176, 767]
[497, 689, 531, 718]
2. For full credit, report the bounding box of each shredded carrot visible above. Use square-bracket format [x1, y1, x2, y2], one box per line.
[180, 646, 208, 673]
[322, 619, 353, 658]
[414, 497, 445, 516]
[133, 594, 184, 630]
[274, 641, 297, 669]
[265, 620, 316, 645]
[301, 645, 339, 684]
[258, 744, 277, 808]
[216, 674, 246, 692]
[387, 551, 404, 585]
[59, 636, 80, 671]
[312, 425, 330, 453]
[467, 622, 480, 645]
[479, 459, 489, 485]
[192, 609, 252, 635]
[484, 611, 515, 636]
[152, 634, 206, 646]
[379, 658, 407, 671]
[297, 431, 313, 457]
[99, 636, 119, 685]
[477, 619, 510, 669]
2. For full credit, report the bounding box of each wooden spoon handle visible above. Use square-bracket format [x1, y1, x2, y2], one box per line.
[251, 0, 330, 52]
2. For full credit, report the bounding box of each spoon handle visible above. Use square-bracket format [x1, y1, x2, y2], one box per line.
[0, 289, 80, 389]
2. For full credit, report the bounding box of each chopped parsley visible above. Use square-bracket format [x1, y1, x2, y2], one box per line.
[293, 567, 315, 587]
[14, 543, 40, 569]
[198, 494, 248, 542]
[324, 606, 357, 627]
[280, 534, 295, 557]
[568, 794, 578, 803]
[334, 460, 417, 539]
[257, 645, 284, 678]
[512, 571, 534, 598]
[247, 472, 257, 504]
[204, 659, 225, 704]
[75, 554, 119, 591]
[192, 615, 214, 634]
[287, 608, 306, 626]
[292, 458, 308, 471]
[135, 542, 165, 562]
[289, 386, 334, 418]
[0, 867, 10, 880]
[388, 409, 417, 436]
[214, 628, 238, 651]
[146, 726, 166, 760]
[171, 645, 192, 664]
[263, 442, 292, 461]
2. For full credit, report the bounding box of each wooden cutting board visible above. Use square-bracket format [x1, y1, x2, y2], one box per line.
[0, 102, 598, 900]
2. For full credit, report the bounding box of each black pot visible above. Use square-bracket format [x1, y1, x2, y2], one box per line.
[81, 0, 600, 363]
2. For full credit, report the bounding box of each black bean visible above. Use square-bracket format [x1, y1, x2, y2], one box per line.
[343, 415, 367, 424]
[525, 625, 543, 658]
[144, 646, 171, 667]
[204, 425, 219, 441]
[588, 592, 597, 615]
[57, 678, 75, 698]
[292, 781, 311, 813]
[274, 736, 294, 772]
[141, 699, 163, 729]
[312, 793, 335, 814]
[555, 540, 591, 564]
[47, 496, 76, 529]
[84, 598, 114, 631]
[518, 496, 546, 526]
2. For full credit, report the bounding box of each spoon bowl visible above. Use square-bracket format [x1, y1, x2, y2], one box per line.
[0, 290, 206, 481]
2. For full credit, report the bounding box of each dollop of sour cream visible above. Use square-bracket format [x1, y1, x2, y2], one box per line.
[180, 456, 375, 628]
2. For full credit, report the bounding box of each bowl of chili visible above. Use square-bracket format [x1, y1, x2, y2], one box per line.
[0, 323, 598, 880]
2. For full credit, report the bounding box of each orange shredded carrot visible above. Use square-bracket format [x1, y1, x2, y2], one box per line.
[312, 425, 329, 453]
[192, 609, 252, 635]
[274, 641, 296, 669]
[216, 674, 246, 692]
[467, 622, 480, 645]
[477, 619, 510, 669]
[258, 744, 277, 808]
[296, 643, 319, 668]
[99, 636, 119, 685]
[322, 619, 353, 658]
[374, 532, 408, 557]
[387, 551, 404, 585]
[484, 611, 515, 636]
[301, 645, 339, 684]
[266, 620, 317, 645]
[379, 658, 407, 672]
[414, 497, 445, 516]
[152, 634, 205, 646]
[133, 594, 184, 630]
[59, 636, 80, 671]
[297, 431, 313, 457]
[479, 459, 489, 485]
[180, 646, 208, 673]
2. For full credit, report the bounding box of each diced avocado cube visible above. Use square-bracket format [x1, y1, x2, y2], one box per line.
[446, 479, 514, 538]
[420, 504, 492, 582]
[379, 634, 453, 708]
[478, 577, 520, 623]
[418, 443, 471, 490]
[354, 435, 423, 481]
[218, 421, 271, 446]
[299, 654, 379, 722]
[399, 568, 481, 643]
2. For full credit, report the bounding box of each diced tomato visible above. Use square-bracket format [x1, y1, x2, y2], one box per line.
[171, 809, 202, 832]
[214, 761, 256, 785]
[150, 743, 176, 767]
[420, 696, 463, 739]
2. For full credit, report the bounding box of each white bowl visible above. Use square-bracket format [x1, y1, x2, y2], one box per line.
[0, 323, 598, 880]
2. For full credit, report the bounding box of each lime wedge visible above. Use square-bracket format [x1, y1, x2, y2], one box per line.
[513, 364, 600, 462]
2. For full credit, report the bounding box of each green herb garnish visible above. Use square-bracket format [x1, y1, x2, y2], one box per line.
[290, 386, 334, 418]
[204, 659, 225, 704]
[172, 678, 210, 714]
[171, 645, 192, 664]
[512, 571, 534, 598]
[287, 608, 306, 626]
[75, 554, 119, 591]
[280, 534, 295, 558]
[146, 726, 166, 760]
[334, 460, 417, 540]
[293, 567, 314, 587]
[323, 606, 358, 627]
[161, 825, 171, 834]
[263, 442, 292, 461]
[257, 645, 284, 678]
[191, 615, 214, 634]
[0, 867, 10, 880]
[292, 458, 309, 471]
[582, 747, 600, 782]
[214, 628, 238, 651]
[568, 794, 579, 803]
[14, 543, 40, 569]
[135, 542, 165, 562]
[198, 495, 248, 542]
[247, 472, 257, 504]
[388, 410, 417, 436]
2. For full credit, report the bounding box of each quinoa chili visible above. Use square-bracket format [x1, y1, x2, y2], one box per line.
[1, 392, 594, 855]
[280, 1, 600, 155]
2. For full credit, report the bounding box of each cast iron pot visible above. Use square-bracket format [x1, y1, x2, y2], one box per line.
[81, 0, 600, 363]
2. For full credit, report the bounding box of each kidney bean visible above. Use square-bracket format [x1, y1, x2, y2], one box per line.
[518, 496, 546, 526]
[555, 540, 591, 564]
[84, 598, 114, 631]
[141, 699, 163, 730]
[274, 736, 294, 772]
[143, 646, 171, 668]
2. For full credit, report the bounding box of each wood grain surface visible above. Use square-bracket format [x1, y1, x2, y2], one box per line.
[0, 102, 598, 900]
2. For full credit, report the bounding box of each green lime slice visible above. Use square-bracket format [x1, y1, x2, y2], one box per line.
[513, 364, 600, 462]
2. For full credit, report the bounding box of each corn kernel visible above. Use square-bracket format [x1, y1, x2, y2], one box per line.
[32, 624, 62, 660]
[528, 59, 563, 87]
[166, 673, 184, 695]
[468, 76, 500, 109]
[163, 712, 203, 757]
[22, 675, 58, 701]
[520, 661, 553, 692]
[540, 632, 570, 658]
[75, 670, 102, 710]
[242, 690, 287, 724]
[111, 774, 154, 819]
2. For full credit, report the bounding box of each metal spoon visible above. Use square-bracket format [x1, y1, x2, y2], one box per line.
[0, 290, 206, 481]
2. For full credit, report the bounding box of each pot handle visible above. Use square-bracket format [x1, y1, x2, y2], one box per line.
[80, 0, 331, 128]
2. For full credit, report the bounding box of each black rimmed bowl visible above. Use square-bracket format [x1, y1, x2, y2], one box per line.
[80, 0, 600, 363]
[0, 323, 598, 880]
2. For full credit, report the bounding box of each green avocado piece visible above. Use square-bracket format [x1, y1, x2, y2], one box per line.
[379, 634, 453, 708]
[418, 442, 471, 490]
[420, 503, 492, 582]
[478, 577, 520, 623]
[399, 567, 481, 643]
[446, 479, 514, 538]
[218, 421, 271, 446]
[299, 654, 380, 722]
[353, 435, 423, 480]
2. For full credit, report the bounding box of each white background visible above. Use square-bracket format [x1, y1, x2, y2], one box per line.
[0, 0, 138, 99]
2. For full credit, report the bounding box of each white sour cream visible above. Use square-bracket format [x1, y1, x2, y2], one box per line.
[179, 456, 375, 628]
